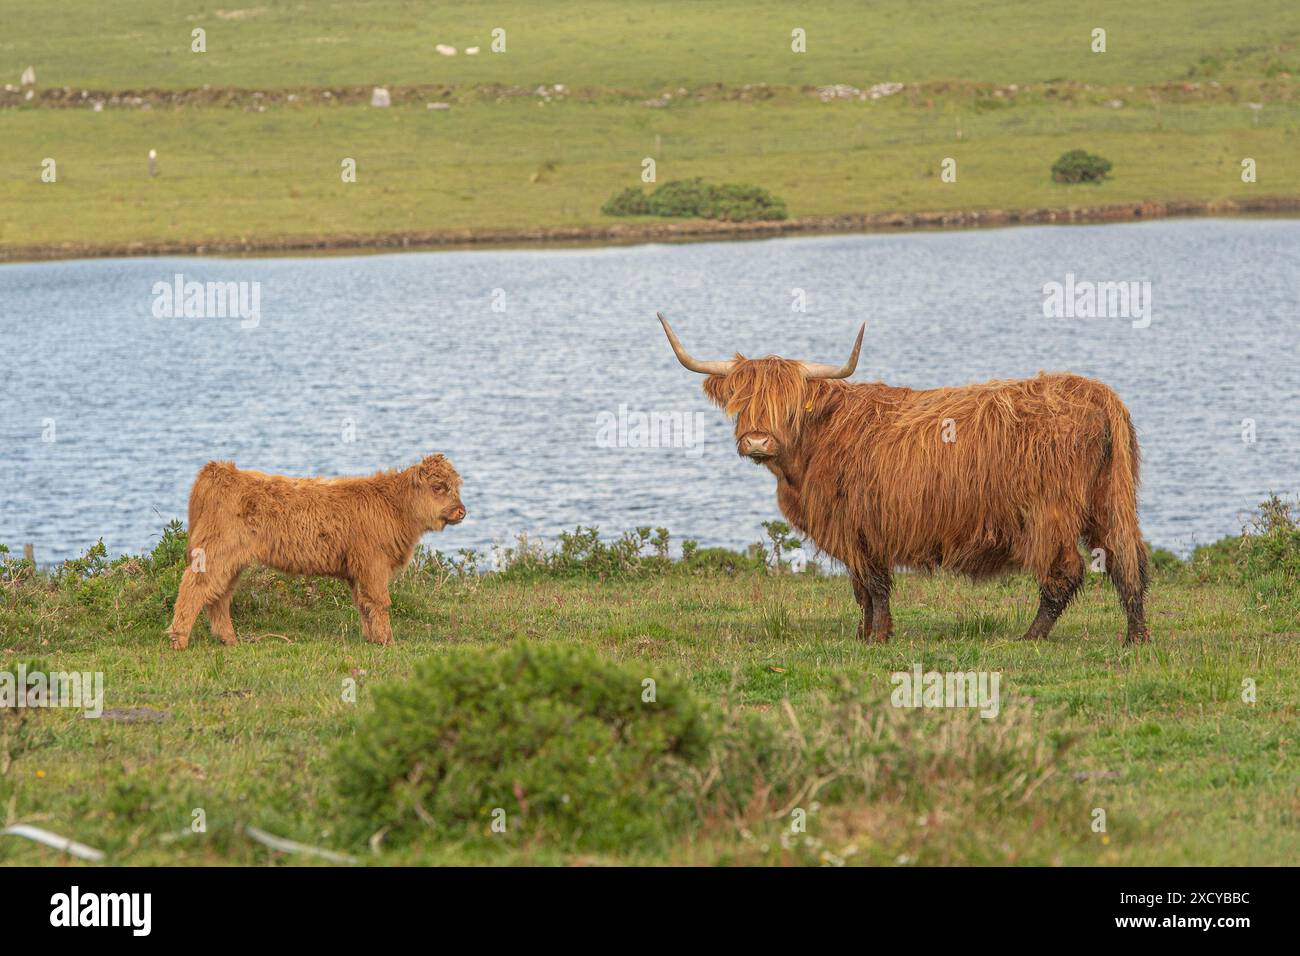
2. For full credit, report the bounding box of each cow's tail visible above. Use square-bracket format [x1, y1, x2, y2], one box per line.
[1093, 395, 1147, 598]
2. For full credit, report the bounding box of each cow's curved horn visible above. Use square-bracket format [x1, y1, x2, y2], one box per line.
[657, 312, 736, 376]
[800, 323, 865, 379]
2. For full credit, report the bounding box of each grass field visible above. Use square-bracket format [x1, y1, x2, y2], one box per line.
[5, 0, 1299, 89]
[2, 0, 1298, 255]
[1, 527, 1296, 866]
[3, 97, 1296, 249]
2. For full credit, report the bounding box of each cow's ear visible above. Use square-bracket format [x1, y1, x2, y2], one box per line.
[702, 374, 730, 407]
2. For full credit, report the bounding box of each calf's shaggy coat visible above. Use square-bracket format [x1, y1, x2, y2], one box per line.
[167, 455, 465, 649]
[660, 315, 1150, 643]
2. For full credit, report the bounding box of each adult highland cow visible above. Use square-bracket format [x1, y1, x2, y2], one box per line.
[658, 313, 1150, 644]
[167, 455, 466, 649]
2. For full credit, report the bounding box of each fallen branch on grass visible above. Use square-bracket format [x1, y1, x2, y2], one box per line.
[1, 824, 106, 861]
[243, 824, 357, 864]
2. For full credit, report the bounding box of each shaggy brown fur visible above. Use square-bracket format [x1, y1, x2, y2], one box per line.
[167, 455, 465, 649]
[700, 358, 1150, 644]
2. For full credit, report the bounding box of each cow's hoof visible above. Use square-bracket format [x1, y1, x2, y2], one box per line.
[1123, 628, 1151, 645]
[856, 621, 873, 642]
[168, 634, 188, 651]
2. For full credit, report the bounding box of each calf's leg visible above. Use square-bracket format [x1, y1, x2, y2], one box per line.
[168, 570, 206, 650]
[354, 570, 394, 646]
[204, 573, 243, 646]
[168, 557, 238, 650]
[348, 579, 373, 643]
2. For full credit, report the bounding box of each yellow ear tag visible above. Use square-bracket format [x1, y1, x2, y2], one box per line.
[804, 400, 813, 412]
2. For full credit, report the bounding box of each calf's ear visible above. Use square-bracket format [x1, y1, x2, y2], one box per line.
[418, 454, 452, 491]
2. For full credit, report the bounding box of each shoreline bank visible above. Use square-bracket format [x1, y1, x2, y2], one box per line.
[3, 196, 1298, 264]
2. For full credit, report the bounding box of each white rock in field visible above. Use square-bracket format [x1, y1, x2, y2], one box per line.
[426, 102, 450, 110]
[20, 66, 35, 86]
[816, 83, 860, 102]
[465, 46, 480, 55]
[435, 43, 456, 56]
[370, 87, 391, 107]
[867, 81, 904, 100]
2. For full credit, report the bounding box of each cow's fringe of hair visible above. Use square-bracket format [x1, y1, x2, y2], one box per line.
[705, 357, 813, 443]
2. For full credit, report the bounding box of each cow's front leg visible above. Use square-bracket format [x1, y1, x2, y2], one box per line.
[850, 569, 874, 640]
[864, 567, 894, 642]
[353, 573, 394, 646]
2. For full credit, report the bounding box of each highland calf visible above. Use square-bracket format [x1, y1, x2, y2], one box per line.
[167, 455, 465, 649]
[659, 313, 1150, 644]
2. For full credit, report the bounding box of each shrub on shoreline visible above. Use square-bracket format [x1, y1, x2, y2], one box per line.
[5, 497, 1296, 606]
[414, 525, 788, 583]
[601, 177, 788, 221]
[1190, 494, 1300, 595]
[1051, 149, 1112, 184]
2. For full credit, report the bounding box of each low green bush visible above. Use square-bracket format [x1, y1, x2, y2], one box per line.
[599, 186, 650, 216]
[147, 518, 189, 572]
[1188, 536, 1238, 580]
[644, 177, 718, 217]
[441, 526, 770, 581]
[1051, 149, 1112, 184]
[680, 545, 764, 575]
[332, 642, 715, 851]
[602, 178, 788, 221]
[1147, 545, 1183, 575]
[707, 182, 790, 221]
[1238, 495, 1300, 581]
[1189, 495, 1300, 598]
